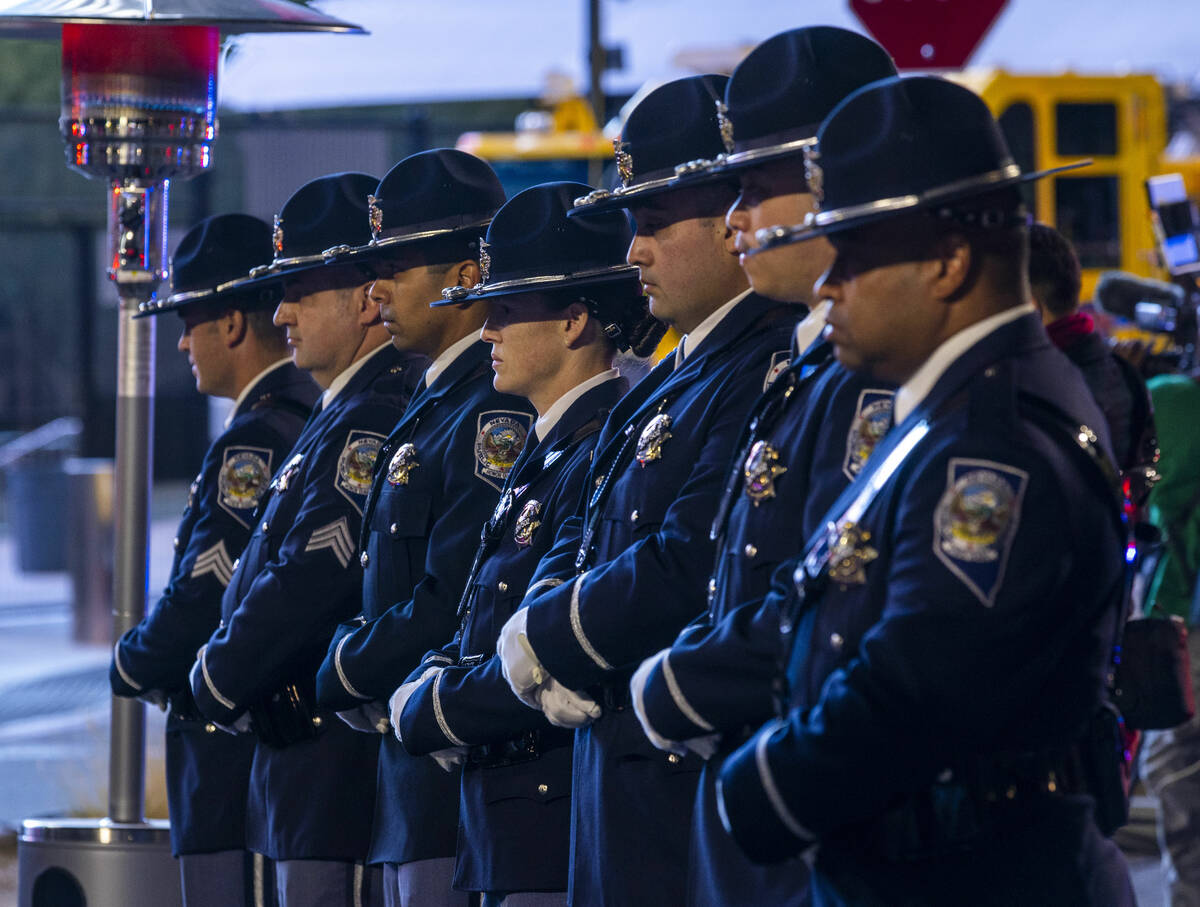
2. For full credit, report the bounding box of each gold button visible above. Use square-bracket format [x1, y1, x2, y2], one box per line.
[537, 783, 549, 794]
[360, 551, 370, 568]
[389, 522, 399, 536]
[173, 536, 180, 550]
[744, 543, 758, 558]
[630, 509, 639, 523]
[667, 753, 681, 764]
[498, 581, 508, 592]
[830, 633, 844, 650]
[261, 521, 269, 533]
[312, 716, 323, 728]
[204, 723, 216, 734]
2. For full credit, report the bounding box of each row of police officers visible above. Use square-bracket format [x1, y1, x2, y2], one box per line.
[111, 24, 1138, 907]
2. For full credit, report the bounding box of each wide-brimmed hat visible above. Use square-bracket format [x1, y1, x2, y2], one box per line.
[347, 149, 506, 260]
[136, 213, 279, 318]
[434, 180, 639, 306]
[568, 74, 729, 217]
[752, 76, 1089, 251]
[240, 172, 378, 286]
[670, 26, 896, 187]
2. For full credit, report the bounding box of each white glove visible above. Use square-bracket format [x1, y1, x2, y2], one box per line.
[137, 689, 167, 712]
[496, 608, 549, 709]
[388, 666, 443, 743]
[336, 701, 390, 734]
[430, 746, 470, 772]
[538, 678, 602, 729]
[214, 712, 253, 736]
[681, 733, 721, 761]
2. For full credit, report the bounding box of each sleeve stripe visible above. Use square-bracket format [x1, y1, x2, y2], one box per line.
[424, 654, 453, 666]
[431, 670, 468, 748]
[661, 652, 715, 732]
[570, 573, 614, 672]
[199, 644, 238, 712]
[755, 720, 814, 841]
[525, 577, 565, 599]
[191, 539, 235, 587]
[112, 643, 143, 692]
[334, 633, 371, 701]
[304, 517, 354, 569]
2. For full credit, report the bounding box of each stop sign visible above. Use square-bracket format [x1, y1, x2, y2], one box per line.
[849, 0, 1009, 70]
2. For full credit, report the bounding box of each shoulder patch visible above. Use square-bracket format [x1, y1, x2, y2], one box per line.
[218, 446, 273, 527]
[763, 349, 791, 391]
[933, 458, 1029, 607]
[336, 430, 385, 514]
[843, 389, 895, 480]
[474, 411, 532, 490]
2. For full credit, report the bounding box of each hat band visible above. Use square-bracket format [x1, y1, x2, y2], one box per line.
[574, 172, 677, 208]
[248, 242, 359, 278]
[443, 264, 640, 300]
[673, 135, 818, 180]
[366, 216, 492, 251]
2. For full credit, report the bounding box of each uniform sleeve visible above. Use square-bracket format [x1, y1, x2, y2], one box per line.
[112, 423, 280, 697]
[717, 437, 1124, 862]
[191, 411, 387, 723]
[316, 414, 513, 709]
[523, 366, 772, 691]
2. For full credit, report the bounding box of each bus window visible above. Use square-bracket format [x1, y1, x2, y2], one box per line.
[1055, 175, 1121, 268]
[998, 102, 1037, 217]
[1056, 103, 1118, 157]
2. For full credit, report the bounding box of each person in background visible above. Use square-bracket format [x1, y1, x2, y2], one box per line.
[111, 213, 319, 906]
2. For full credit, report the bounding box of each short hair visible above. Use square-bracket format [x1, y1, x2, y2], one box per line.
[244, 304, 287, 350]
[1027, 222, 1081, 318]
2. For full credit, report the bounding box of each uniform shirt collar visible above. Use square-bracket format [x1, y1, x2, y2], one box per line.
[674, 287, 753, 370]
[793, 300, 829, 357]
[893, 303, 1035, 424]
[224, 357, 293, 430]
[534, 368, 621, 442]
[425, 331, 481, 389]
[320, 340, 393, 410]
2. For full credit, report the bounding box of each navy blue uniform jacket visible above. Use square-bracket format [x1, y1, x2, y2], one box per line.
[112, 361, 318, 854]
[520, 292, 794, 907]
[396, 374, 627, 893]
[315, 338, 536, 866]
[190, 343, 425, 861]
[638, 349, 895, 907]
[719, 313, 1134, 906]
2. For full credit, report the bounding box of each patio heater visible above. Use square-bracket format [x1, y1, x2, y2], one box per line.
[0, 3, 363, 905]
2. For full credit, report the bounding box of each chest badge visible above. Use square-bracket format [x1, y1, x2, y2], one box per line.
[271, 453, 304, 493]
[636, 413, 672, 466]
[827, 521, 877, 586]
[743, 440, 787, 505]
[388, 443, 419, 485]
[513, 500, 543, 548]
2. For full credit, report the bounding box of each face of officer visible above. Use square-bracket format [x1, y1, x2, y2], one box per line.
[627, 186, 749, 335]
[727, 158, 834, 305]
[369, 255, 481, 359]
[274, 266, 376, 388]
[480, 292, 598, 415]
[178, 307, 237, 398]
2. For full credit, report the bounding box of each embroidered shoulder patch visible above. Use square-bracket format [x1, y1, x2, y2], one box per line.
[474, 411, 531, 490]
[218, 446, 273, 527]
[763, 349, 791, 391]
[933, 458, 1029, 607]
[842, 389, 895, 480]
[336, 431, 385, 514]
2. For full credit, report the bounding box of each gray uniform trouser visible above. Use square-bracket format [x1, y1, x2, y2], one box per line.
[180, 849, 269, 907]
[383, 857, 472, 907]
[1141, 630, 1200, 907]
[273, 858, 382, 907]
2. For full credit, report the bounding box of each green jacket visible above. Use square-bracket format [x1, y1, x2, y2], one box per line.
[1146, 373, 1200, 622]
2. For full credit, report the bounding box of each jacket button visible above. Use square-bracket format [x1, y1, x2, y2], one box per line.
[537, 783, 549, 794]
[261, 521, 269, 533]
[498, 581, 508, 592]
[173, 536, 180, 550]
[830, 632, 844, 651]
[389, 522, 399, 536]
[630, 509, 639, 523]
[204, 723, 216, 734]
[232, 558, 240, 571]
[360, 551, 370, 568]
[667, 753, 681, 764]
[219, 619, 226, 629]
[744, 543, 758, 558]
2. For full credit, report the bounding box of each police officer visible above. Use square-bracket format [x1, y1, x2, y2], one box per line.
[622, 27, 898, 906]
[493, 75, 796, 906]
[390, 181, 663, 906]
[189, 173, 427, 907]
[111, 213, 319, 906]
[312, 149, 536, 907]
[714, 76, 1135, 905]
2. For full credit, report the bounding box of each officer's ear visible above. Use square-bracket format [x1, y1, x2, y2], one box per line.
[929, 231, 975, 303]
[221, 308, 248, 348]
[354, 280, 382, 327]
[562, 301, 591, 349]
[451, 259, 480, 290]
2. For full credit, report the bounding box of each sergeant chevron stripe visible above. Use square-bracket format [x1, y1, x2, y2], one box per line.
[191, 540, 236, 587]
[305, 517, 355, 568]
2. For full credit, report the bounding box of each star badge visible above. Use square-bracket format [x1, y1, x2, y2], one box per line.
[827, 521, 877, 585]
[743, 440, 788, 505]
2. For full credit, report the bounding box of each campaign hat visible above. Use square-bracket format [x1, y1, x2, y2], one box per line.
[569, 74, 730, 216]
[435, 180, 638, 305]
[348, 149, 506, 259]
[136, 213, 279, 317]
[753, 75, 1088, 251]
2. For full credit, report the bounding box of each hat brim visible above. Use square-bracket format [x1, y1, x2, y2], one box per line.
[134, 274, 283, 319]
[750, 160, 1090, 254]
[431, 265, 641, 307]
[667, 136, 818, 190]
[341, 219, 493, 261]
[567, 172, 707, 217]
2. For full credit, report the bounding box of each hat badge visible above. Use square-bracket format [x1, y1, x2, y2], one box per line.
[613, 138, 634, 186]
[478, 238, 492, 284]
[367, 194, 383, 240]
[803, 146, 824, 207]
[272, 215, 284, 255]
[715, 99, 735, 155]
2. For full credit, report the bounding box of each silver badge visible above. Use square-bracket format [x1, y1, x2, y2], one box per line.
[636, 413, 673, 466]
